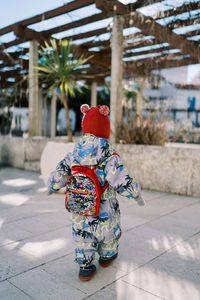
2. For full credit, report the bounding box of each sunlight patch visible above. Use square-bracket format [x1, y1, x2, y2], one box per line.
[0, 218, 4, 229]
[175, 242, 200, 260]
[122, 265, 200, 300]
[36, 187, 47, 193]
[20, 238, 67, 259]
[2, 178, 36, 187]
[0, 193, 29, 206]
[149, 236, 199, 260]
[4, 240, 20, 250]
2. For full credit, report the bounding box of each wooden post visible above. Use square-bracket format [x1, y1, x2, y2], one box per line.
[38, 89, 43, 136]
[42, 96, 47, 136]
[110, 15, 124, 143]
[91, 81, 97, 107]
[50, 90, 57, 138]
[29, 40, 40, 136]
[136, 77, 144, 127]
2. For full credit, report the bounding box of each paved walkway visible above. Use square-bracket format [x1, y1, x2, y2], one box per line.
[0, 167, 199, 300]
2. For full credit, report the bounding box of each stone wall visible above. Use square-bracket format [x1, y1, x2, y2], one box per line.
[40, 141, 200, 197]
[114, 143, 200, 197]
[1, 136, 200, 197]
[0, 136, 69, 170]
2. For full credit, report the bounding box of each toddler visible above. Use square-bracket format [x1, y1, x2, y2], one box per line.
[48, 104, 145, 280]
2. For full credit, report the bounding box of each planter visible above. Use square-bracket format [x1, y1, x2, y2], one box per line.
[1, 136, 199, 197]
[40, 141, 200, 197]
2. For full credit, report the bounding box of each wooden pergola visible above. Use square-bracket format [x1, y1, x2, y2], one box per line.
[0, 0, 200, 140]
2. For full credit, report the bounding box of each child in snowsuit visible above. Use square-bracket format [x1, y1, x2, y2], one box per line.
[48, 104, 145, 280]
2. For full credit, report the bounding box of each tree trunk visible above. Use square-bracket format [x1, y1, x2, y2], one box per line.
[62, 91, 73, 142]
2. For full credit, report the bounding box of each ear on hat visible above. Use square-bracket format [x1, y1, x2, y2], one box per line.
[81, 104, 90, 114]
[99, 105, 109, 116]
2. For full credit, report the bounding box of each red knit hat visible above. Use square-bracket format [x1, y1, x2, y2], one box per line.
[81, 104, 110, 139]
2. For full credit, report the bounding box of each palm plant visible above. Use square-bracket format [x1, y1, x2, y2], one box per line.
[36, 39, 93, 142]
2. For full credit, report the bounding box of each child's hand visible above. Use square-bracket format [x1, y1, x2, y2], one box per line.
[135, 195, 145, 206]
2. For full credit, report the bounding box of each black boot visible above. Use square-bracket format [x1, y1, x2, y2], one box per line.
[78, 264, 96, 281]
[99, 253, 118, 267]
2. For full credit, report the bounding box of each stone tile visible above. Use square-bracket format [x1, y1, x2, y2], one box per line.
[121, 213, 148, 232]
[0, 193, 31, 209]
[0, 167, 199, 299]
[42, 253, 127, 295]
[118, 190, 167, 211]
[0, 198, 62, 225]
[121, 193, 198, 222]
[0, 210, 70, 248]
[15, 226, 74, 261]
[146, 203, 200, 241]
[0, 226, 74, 281]
[10, 211, 70, 236]
[122, 234, 200, 300]
[111, 227, 178, 273]
[0, 280, 32, 300]
[9, 268, 85, 300]
[0, 243, 39, 281]
[141, 234, 200, 286]
[141, 190, 168, 202]
[87, 279, 163, 300]
[0, 221, 33, 247]
[164, 201, 200, 229]
[0, 167, 44, 196]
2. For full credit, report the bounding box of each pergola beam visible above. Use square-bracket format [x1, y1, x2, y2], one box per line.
[0, 69, 28, 78]
[13, 25, 49, 45]
[83, 39, 110, 48]
[0, 38, 25, 50]
[96, 0, 200, 61]
[13, 25, 111, 68]
[60, 27, 108, 42]
[0, 0, 95, 36]
[0, 0, 199, 90]
[185, 29, 200, 37]
[124, 39, 156, 51]
[127, 0, 163, 11]
[42, 12, 107, 36]
[168, 16, 200, 30]
[125, 55, 198, 75]
[152, 2, 200, 20]
[124, 46, 172, 58]
[150, 56, 199, 71]
[0, 49, 28, 60]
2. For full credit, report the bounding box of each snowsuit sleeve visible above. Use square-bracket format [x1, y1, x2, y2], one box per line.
[48, 153, 72, 192]
[104, 155, 145, 206]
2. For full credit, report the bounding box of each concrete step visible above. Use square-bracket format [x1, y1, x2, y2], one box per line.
[24, 160, 40, 172]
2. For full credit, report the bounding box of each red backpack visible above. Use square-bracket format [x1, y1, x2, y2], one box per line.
[65, 153, 119, 217]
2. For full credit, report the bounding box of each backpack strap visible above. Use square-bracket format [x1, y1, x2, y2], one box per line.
[101, 181, 109, 195]
[71, 152, 120, 195]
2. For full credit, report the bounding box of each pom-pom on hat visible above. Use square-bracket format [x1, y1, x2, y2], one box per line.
[81, 104, 110, 139]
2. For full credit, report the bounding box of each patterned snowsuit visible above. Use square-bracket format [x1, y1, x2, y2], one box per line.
[48, 134, 144, 267]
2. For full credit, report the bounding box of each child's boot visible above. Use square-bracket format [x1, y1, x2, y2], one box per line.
[78, 264, 96, 281]
[99, 253, 118, 267]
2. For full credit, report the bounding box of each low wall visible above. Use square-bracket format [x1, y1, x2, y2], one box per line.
[0, 136, 69, 170]
[1, 136, 200, 197]
[40, 141, 200, 197]
[114, 143, 200, 197]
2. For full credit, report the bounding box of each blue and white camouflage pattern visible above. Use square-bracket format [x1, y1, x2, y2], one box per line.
[48, 134, 144, 266]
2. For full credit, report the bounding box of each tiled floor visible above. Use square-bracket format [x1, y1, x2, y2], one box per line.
[0, 167, 199, 300]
